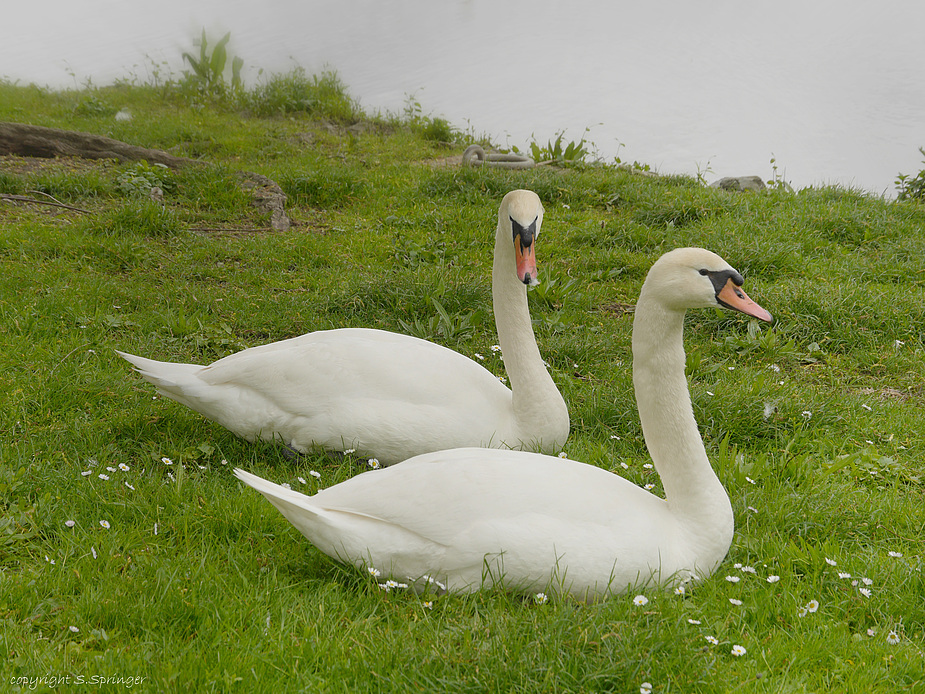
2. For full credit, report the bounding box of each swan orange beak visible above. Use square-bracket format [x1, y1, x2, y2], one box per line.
[717, 279, 773, 322]
[515, 237, 538, 286]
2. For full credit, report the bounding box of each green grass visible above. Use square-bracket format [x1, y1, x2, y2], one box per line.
[1, 76, 923, 693]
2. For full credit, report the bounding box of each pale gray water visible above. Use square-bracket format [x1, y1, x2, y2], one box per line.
[2, 0, 923, 195]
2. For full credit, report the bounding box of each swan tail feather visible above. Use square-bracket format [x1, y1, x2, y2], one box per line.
[116, 350, 206, 404]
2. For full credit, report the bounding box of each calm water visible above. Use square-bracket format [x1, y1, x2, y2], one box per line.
[2, 0, 924, 195]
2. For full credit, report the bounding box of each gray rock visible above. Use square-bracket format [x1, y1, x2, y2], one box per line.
[710, 176, 766, 192]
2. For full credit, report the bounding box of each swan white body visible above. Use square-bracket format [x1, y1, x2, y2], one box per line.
[119, 190, 568, 465]
[235, 248, 773, 599]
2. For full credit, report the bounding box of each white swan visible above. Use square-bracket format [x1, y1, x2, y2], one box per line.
[234, 247, 773, 599]
[118, 190, 568, 465]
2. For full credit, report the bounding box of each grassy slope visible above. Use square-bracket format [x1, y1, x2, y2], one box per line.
[1, 81, 923, 692]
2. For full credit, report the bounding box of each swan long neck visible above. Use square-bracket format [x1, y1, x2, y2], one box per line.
[492, 224, 568, 446]
[632, 286, 732, 531]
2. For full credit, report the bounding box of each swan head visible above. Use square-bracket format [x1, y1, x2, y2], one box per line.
[499, 190, 544, 286]
[643, 248, 773, 322]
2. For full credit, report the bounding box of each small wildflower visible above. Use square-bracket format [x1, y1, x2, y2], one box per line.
[558, 452, 568, 458]
[687, 618, 701, 625]
[610, 434, 620, 440]
[861, 403, 872, 411]
[633, 595, 649, 606]
[69, 625, 79, 633]
[728, 598, 743, 606]
[805, 599, 819, 613]
[767, 575, 780, 583]
[368, 458, 381, 469]
[474, 353, 485, 360]
[861, 577, 873, 586]
[893, 339, 905, 349]
[344, 448, 356, 454]
[620, 462, 629, 469]
[106, 466, 117, 472]
[640, 683, 653, 694]
[706, 391, 714, 396]
[298, 476, 307, 485]
[859, 588, 872, 598]
[802, 411, 812, 419]
[798, 607, 808, 617]
[124, 482, 135, 491]
[45, 555, 55, 565]
[741, 566, 757, 574]
[867, 628, 876, 637]
[378, 583, 390, 591]
[825, 557, 837, 566]
[888, 551, 903, 558]
[118, 463, 130, 471]
[98, 474, 109, 481]
[65, 520, 75, 528]
[535, 592, 549, 605]
[368, 567, 381, 578]
[91, 547, 97, 559]
[99, 520, 110, 529]
[197, 464, 207, 470]
[745, 476, 756, 485]
[167, 471, 175, 481]
[490, 344, 501, 352]
[838, 572, 851, 579]
[423, 601, 433, 610]
[161, 457, 173, 465]
[747, 506, 759, 513]
[725, 575, 740, 583]
[731, 645, 747, 657]
[498, 376, 507, 384]
[643, 463, 653, 469]
[81, 470, 92, 477]
[221, 459, 228, 465]
[644, 483, 655, 490]
[705, 635, 719, 645]
[385, 580, 399, 589]
[768, 364, 781, 372]
[887, 630, 900, 645]
[674, 584, 686, 595]
[154, 522, 158, 535]
[310, 470, 321, 479]
[281, 483, 291, 490]
[733, 563, 742, 569]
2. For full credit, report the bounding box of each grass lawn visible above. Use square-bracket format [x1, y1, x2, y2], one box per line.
[1, 73, 923, 692]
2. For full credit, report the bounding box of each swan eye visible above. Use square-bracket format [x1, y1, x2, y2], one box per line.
[699, 269, 710, 276]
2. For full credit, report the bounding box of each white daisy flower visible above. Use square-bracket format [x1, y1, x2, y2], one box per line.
[154, 523, 158, 535]
[535, 593, 548, 605]
[729, 598, 743, 606]
[887, 631, 900, 645]
[805, 599, 819, 613]
[888, 551, 903, 558]
[705, 635, 718, 645]
[106, 466, 117, 473]
[161, 457, 173, 465]
[99, 520, 110, 529]
[687, 619, 701, 625]
[640, 683, 653, 694]
[838, 572, 851, 579]
[824, 557, 837, 566]
[98, 474, 109, 481]
[81, 470, 92, 477]
[423, 601, 433, 610]
[368, 458, 381, 469]
[118, 463, 130, 471]
[474, 353, 485, 361]
[633, 595, 649, 606]
[65, 520, 75, 528]
[725, 576, 740, 583]
[490, 345, 501, 352]
[766, 575, 780, 583]
[69, 626, 79, 633]
[124, 482, 135, 491]
[91, 547, 97, 559]
[731, 645, 747, 657]
[859, 588, 872, 598]
[310, 470, 321, 479]
[298, 477, 307, 485]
